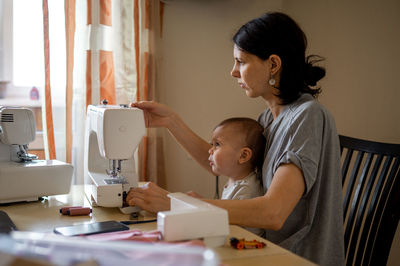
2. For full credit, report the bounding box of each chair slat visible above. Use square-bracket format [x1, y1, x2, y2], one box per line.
[342, 148, 354, 186]
[343, 151, 364, 220]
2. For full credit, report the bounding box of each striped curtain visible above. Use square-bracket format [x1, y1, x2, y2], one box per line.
[43, 0, 165, 186]
[85, 0, 116, 107]
[135, 0, 166, 186]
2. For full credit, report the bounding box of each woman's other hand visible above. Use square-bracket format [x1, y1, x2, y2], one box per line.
[126, 182, 171, 213]
[130, 101, 175, 129]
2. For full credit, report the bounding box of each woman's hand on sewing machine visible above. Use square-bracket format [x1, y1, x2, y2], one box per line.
[131, 101, 212, 173]
[130, 101, 176, 129]
[126, 182, 171, 213]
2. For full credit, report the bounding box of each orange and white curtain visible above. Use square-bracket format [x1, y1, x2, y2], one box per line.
[42, 0, 166, 185]
[135, 0, 166, 186]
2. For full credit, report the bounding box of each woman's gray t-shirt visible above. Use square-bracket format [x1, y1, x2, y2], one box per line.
[258, 94, 344, 266]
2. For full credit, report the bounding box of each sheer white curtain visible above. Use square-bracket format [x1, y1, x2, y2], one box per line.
[47, 0, 67, 162]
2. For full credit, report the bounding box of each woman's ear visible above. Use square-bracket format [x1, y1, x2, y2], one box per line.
[269, 54, 282, 75]
[238, 147, 252, 164]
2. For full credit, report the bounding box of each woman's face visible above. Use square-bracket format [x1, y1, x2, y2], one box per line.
[231, 45, 271, 100]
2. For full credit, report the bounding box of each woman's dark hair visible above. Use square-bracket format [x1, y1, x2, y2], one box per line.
[233, 12, 325, 104]
[216, 117, 266, 173]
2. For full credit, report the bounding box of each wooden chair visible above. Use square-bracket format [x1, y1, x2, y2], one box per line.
[339, 135, 400, 266]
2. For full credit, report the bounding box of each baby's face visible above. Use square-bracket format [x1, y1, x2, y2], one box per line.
[208, 125, 246, 177]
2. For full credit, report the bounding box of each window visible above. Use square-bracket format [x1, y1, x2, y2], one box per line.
[0, 0, 66, 160]
[0, 0, 65, 99]
[13, 0, 44, 88]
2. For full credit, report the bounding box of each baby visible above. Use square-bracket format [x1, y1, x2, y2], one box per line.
[208, 117, 265, 235]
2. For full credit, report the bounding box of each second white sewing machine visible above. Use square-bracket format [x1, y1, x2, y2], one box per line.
[84, 102, 146, 214]
[0, 106, 73, 204]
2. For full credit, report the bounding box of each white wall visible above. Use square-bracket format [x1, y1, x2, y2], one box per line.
[156, 0, 400, 264]
[283, 0, 400, 143]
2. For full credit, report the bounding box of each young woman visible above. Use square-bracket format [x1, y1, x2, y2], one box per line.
[127, 12, 344, 266]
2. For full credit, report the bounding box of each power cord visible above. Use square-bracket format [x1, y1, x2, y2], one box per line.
[214, 176, 219, 199]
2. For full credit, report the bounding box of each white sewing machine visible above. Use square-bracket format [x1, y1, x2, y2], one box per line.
[84, 102, 146, 214]
[158, 193, 229, 247]
[83, 102, 229, 244]
[0, 106, 73, 204]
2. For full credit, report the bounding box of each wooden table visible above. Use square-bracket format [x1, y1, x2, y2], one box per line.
[0, 185, 315, 266]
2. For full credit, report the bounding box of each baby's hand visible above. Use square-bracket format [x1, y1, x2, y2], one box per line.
[185, 191, 203, 198]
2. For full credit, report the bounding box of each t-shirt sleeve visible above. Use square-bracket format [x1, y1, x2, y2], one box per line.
[274, 105, 324, 196]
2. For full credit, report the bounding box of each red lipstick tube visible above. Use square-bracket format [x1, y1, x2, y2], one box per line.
[59, 206, 83, 215]
[66, 207, 92, 216]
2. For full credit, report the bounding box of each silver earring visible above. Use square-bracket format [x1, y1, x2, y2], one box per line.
[269, 74, 276, 86]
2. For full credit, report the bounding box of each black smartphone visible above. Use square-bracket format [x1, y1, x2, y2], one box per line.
[54, 220, 129, 236]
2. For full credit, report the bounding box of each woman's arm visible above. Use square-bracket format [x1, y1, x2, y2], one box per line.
[132, 101, 212, 173]
[127, 163, 305, 231]
[205, 163, 305, 230]
[167, 112, 212, 171]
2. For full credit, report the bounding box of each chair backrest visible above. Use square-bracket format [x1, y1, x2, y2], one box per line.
[339, 135, 400, 266]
